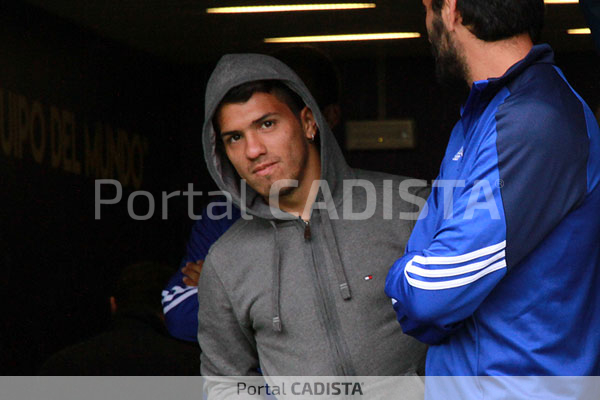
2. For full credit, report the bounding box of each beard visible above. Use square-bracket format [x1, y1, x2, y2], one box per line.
[429, 14, 469, 86]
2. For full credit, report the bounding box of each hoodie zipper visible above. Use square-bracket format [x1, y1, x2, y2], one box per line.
[303, 220, 312, 240]
[300, 216, 352, 376]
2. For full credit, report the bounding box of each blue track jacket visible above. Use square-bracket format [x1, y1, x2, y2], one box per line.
[161, 202, 240, 342]
[386, 45, 600, 383]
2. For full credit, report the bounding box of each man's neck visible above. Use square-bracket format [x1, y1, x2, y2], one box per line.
[269, 146, 322, 221]
[275, 179, 321, 221]
[462, 32, 533, 86]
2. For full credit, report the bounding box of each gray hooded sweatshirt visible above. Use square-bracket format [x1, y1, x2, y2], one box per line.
[198, 54, 428, 380]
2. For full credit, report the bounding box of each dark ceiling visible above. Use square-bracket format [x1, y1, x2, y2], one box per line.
[22, 0, 594, 65]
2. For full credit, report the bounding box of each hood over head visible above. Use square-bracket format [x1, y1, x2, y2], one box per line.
[202, 53, 354, 220]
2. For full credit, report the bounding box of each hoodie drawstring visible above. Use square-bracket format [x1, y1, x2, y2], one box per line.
[319, 209, 352, 301]
[269, 220, 283, 332]
[268, 205, 353, 333]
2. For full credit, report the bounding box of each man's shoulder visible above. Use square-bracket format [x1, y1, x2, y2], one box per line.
[501, 62, 581, 127]
[204, 216, 270, 263]
[496, 64, 588, 150]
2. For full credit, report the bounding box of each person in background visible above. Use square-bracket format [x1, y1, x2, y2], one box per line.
[161, 46, 343, 343]
[386, 0, 600, 397]
[40, 262, 200, 375]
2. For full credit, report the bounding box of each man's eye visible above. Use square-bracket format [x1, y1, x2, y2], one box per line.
[261, 120, 275, 129]
[227, 134, 242, 144]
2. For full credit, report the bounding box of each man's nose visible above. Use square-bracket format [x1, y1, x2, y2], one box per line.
[245, 132, 266, 160]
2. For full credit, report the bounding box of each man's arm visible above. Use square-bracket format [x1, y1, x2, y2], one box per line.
[198, 257, 261, 398]
[161, 265, 202, 342]
[386, 98, 589, 344]
[386, 132, 508, 344]
[161, 203, 241, 342]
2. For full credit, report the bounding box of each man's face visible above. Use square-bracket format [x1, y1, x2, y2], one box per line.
[423, 0, 469, 84]
[217, 91, 316, 199]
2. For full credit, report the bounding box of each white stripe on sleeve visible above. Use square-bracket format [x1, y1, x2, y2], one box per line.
[405, 260, 507, 291]
[411, 241, 506, 265]
[406, 250, 505, 278]
[163, 287, 198, 314]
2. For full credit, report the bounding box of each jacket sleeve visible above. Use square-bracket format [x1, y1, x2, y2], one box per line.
[162, 203, 241, 342]
[198, 257, 261, 398]
[161, 268, 200, 342]
[385, 101, 589, 344]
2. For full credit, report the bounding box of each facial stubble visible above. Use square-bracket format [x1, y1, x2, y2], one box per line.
[429, 14, 470, 86]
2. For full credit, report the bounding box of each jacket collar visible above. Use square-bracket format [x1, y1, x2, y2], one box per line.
[461, 44, 555, 118]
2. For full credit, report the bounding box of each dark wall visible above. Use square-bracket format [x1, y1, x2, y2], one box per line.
[0, 2, 199, 374]
[555, 51, 600, 112]
[341, 56, 465, 181]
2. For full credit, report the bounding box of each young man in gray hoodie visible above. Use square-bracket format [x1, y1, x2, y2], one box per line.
[198, 54, 428, 394]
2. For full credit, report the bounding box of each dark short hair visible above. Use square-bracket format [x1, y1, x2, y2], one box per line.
[432, 0, 545, 42]
[213, 80, 305, 134]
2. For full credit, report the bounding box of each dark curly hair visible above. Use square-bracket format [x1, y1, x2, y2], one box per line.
[213, 80, 305, 134]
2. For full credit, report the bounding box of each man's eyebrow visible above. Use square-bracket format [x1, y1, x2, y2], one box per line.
[252, 112, 278, 125]
[220, 129, 241, 139]
[220, 112, 279, 139]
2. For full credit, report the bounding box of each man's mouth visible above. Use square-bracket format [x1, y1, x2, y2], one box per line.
[253, 161, 278, 176]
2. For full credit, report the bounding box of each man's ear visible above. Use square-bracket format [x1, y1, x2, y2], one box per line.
[300, 107, 318, 140]
[442, 0, 461, 32]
